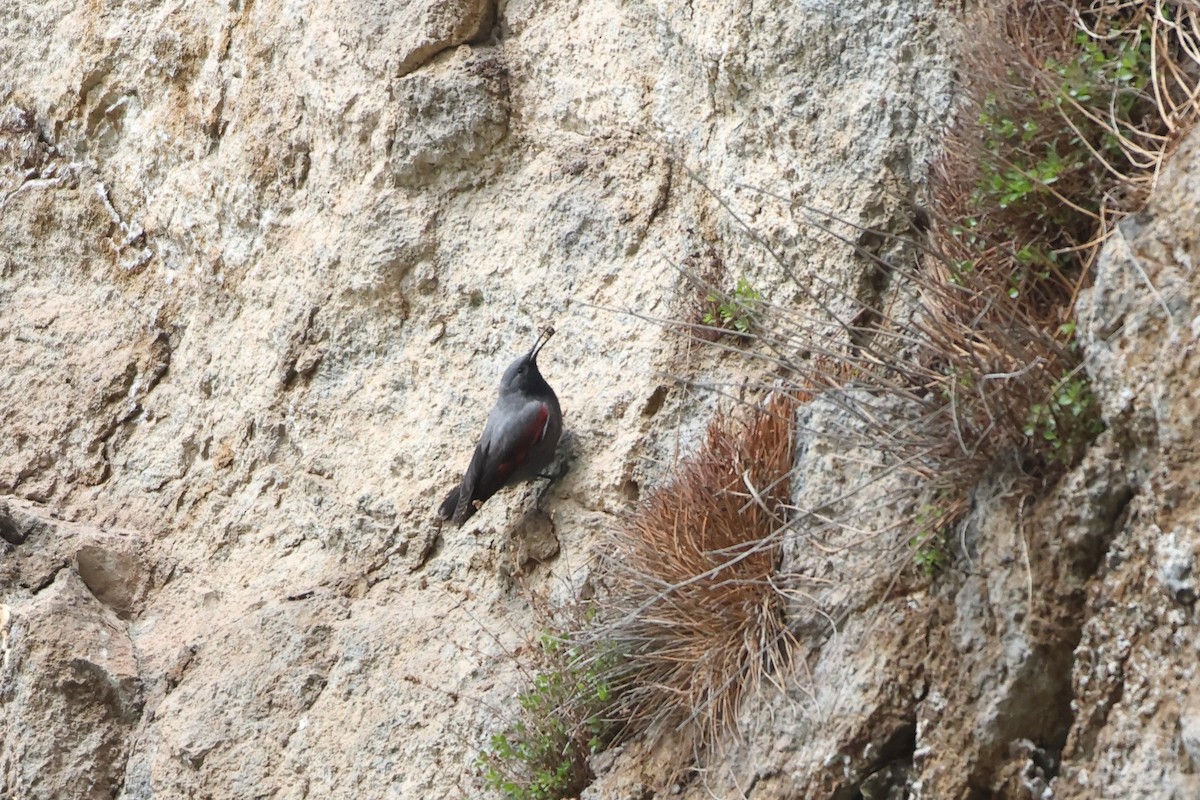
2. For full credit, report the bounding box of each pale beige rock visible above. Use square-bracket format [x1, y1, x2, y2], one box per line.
[12, 0, 957, 794]
[388, 49, 510, 186]
[9, 0, 1194, 798]
[395, 0, 496, 77]
[0, 570, 142, 800]
[76, 544, 148, 617]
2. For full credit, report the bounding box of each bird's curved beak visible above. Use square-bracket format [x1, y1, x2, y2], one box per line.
[529, 326, 555, 361]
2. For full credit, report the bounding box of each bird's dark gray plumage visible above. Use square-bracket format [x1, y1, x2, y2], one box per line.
[438, 327, 563, 524]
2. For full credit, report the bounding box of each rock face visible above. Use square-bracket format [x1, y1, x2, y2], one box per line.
[0, 1, 1196, 799]
[1053, 133, 1200, 800]
[2, 570, 143, 800]
[601, 131, 1199, 800]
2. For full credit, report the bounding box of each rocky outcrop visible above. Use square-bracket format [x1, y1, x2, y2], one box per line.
[1, 503, 146, 799]
[0, 0, 951, 795]
[2, 0, 1197, 798]
[588, 129, 1200, 800]
[1054, 130, 1200, 800]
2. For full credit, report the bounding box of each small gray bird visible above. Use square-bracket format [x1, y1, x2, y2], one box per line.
[438, 327, 563, 524]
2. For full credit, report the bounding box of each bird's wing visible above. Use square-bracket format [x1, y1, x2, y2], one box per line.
[463, 399, 552, 503]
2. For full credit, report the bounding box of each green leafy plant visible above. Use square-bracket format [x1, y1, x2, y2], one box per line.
[476, 632, 617, 800]
[908, 504, 951, 578]
[703, 276, 762, 334]
[1023, 374, 1104, 463]
[902, 0, 1186, 497]
[910, 529, 948, 578]
[1050, 25, 1154, 123]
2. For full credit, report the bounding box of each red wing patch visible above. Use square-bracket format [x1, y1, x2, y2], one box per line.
[495, 403, 550, 483]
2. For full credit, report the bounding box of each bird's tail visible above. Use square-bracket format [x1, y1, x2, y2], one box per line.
[437, 485, 461, 521]
[438, 483, 480, 525]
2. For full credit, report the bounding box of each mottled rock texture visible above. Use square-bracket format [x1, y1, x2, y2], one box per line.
[1, 0, 1196, 798]
[589, 130, 1199, 800]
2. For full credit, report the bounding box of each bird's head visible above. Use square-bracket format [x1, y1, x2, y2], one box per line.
[499, 327, 555, 397]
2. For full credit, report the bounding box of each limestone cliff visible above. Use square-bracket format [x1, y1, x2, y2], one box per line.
[1, 1, 1197, 799]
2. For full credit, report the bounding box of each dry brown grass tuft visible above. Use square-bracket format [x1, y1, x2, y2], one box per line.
[488, 3, 1200, 789]
[930, 0, 1200, 305]
[588, 394, 796, 753]
[647, 1, 1200, 584]
[904, 0, 1200, 495]
[752, 0, 1200, 520]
